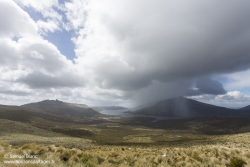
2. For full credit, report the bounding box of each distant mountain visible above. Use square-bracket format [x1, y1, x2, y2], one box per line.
[130, 96, 250, 118]
[91, 106, 127, 112]
[239, 105, 250, 110]
[22, 100, 101, 118]
[0, 104, 80, 123]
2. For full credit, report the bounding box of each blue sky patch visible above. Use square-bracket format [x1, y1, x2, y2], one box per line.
[43, 30, 76, 61]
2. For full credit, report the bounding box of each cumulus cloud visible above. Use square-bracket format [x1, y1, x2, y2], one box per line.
[189, 91, 250, 108]
[14, 0, 62, 35]
[0, 0, 84, 92]
[14, 0, 61, 21]
[63, 0, 88, 31]
[14, 0, 58, 11]
[1, 0, 250, 107]
[37, 20, 61, 34]
[0, 0, 37, 37]
[0, 81, 32, 96]
[0, 37, 79, 82]
[0, 36, 83, 88]
[19, 71, 83, 88]
[217, 91, 250, 102]
[0, 90, 32, 96]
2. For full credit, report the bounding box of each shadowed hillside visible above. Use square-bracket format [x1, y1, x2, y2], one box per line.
[22, 99, 101, 118]
[1, 102, 250, 147]
[240, 104, 250, 110]
[130, 97, 250, 117]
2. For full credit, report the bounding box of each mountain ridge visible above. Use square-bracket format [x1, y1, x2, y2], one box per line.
[21, 99, 101, 118]
[129, 96, 250, 118]
[239, 104, 250, 110]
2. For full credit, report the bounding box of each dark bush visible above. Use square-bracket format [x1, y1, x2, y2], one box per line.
[230, 157, 247, 167]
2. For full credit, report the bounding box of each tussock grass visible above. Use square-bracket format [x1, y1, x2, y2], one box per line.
[0, 141, 249, 167]
[230, 157, 247, 167]
[1, 116, 250, 166]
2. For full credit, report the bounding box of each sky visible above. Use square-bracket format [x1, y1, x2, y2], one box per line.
[1, 0, 250, 108]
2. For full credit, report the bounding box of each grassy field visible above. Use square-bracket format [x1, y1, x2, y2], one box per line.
[0, 134, 249, 167]
[0, 118, 250, 166]
[0, 105, 250, 166]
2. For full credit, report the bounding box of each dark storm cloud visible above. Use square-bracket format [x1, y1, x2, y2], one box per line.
[72, 0, 250, 104]
[78, 0, 250, 92]
[187, 77, 227, 96]
[196, 77, 226, 95]
[98, 72, 153, 91]
[2, 0, 250, 106]
[131, 79, 193, 105]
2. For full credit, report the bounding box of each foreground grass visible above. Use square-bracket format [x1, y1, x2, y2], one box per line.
[0, 117, 250, 166]
[0, 141, 249, 167]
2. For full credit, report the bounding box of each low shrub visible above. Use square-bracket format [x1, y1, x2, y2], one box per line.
[230, 157, 247, 167]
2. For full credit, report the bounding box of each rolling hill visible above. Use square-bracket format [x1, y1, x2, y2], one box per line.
[0, 104, 85, 123]
[22, 99, 101, 118]
[1, 100, 250, 148]
[130, 96, 250, 117]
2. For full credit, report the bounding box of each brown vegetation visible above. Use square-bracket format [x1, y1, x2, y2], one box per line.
[0, 140, 249, 167]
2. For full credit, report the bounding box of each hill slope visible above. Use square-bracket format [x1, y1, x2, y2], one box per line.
[22, 99, 101, 117]
[131, 97, 250, 117]
[239, 104, 250, 110]
[0, 104, 84, 123]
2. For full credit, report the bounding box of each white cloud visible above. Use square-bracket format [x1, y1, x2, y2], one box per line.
[13, 0, 61, 21]
[0, 37, 73, 73]
[0, 0, 38, 37]
[189, 91, 250, 108]
[37, 20, 61, 34]
[14, 0, 62, 35]
[0, 36, 83, 88]
[14, 0, 58, 12]
[1, 0, 250, 107]
[219, 91, 249, 101]
[63, 0, 89, 31]
[0, 0, 85, 105]
[222, 69, 250, 90]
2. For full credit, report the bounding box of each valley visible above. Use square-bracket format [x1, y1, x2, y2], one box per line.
[0, 97, 250, 166]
